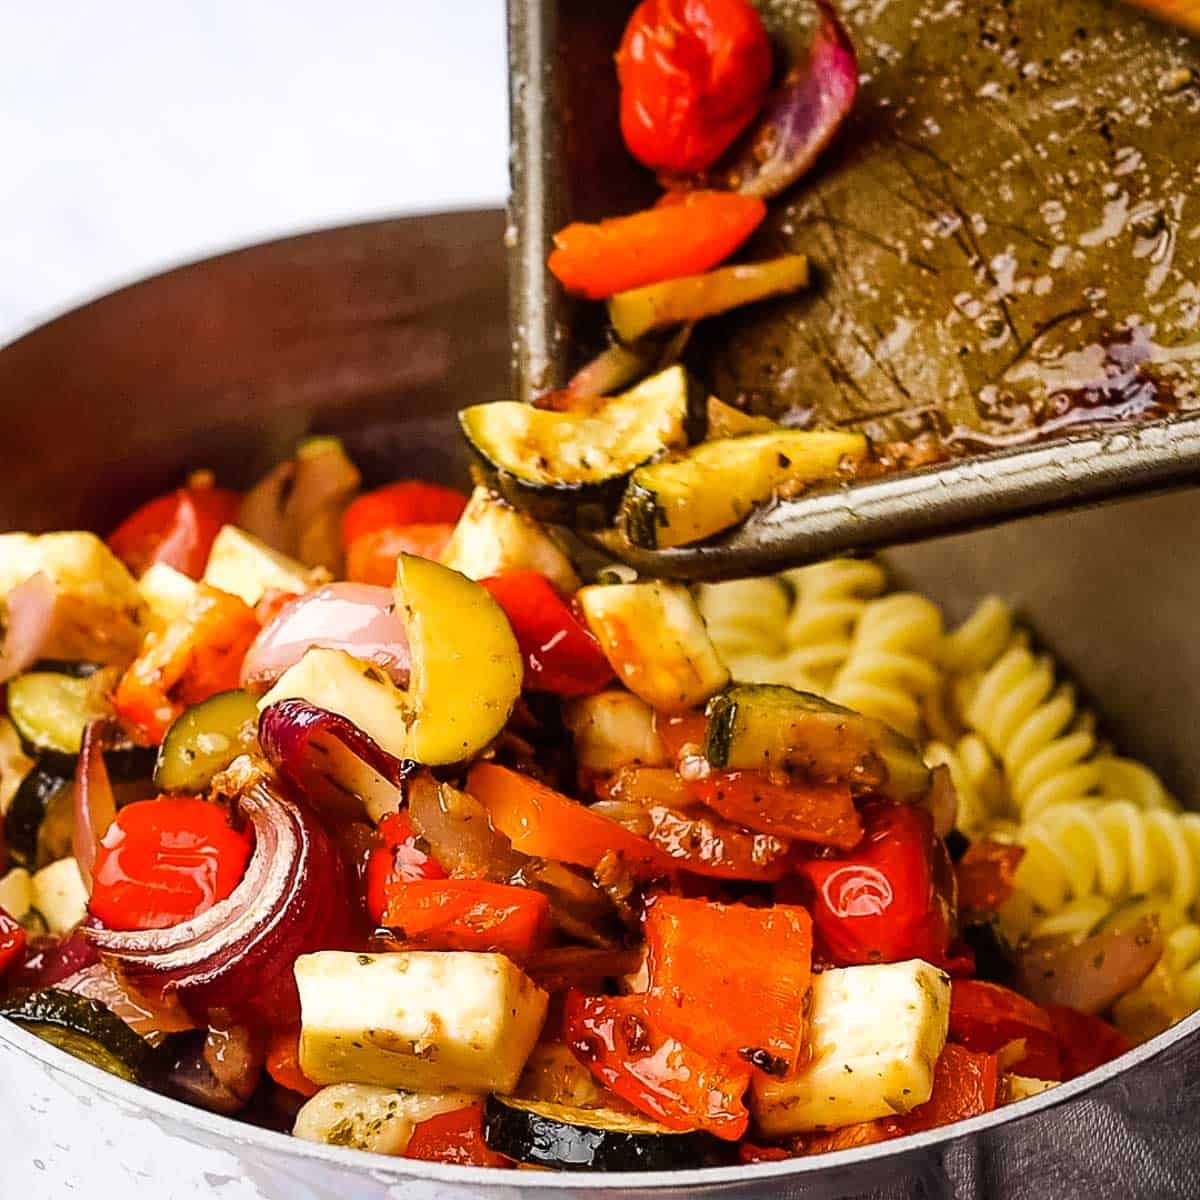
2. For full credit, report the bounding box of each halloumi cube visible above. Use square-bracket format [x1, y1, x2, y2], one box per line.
[203, 525, 321, 606]
[296, 950, 548, 1094]
[0, 867, 32, 922]
[293, 1084, 473, 1155]
[31, 857, 88, 934]
[752, 959, 950, 1137]
[0, 532, 145, 665]
[138, 562, 199, 631]
[1004, 1074, 1058, 1104]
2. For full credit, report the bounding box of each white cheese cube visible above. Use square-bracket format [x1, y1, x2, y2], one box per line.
[1004, 1074, 1058, 1103]
[203, 525, 321, 606]
[0, 532, 145, 664]
[0, 867, 33, 922]
[31, 857, 89, 934]
[296, 950, 548, 1094]
[752, 959, 950, 1137]
[293, 1084, 473, 1155]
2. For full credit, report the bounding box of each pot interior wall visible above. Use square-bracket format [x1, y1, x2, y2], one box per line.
[0, 212, 1194, 799]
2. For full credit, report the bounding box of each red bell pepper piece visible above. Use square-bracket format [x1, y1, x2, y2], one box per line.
[113, 583, 261, 744]
[265, 1025, 319, 1097]
[1045, 1006, 1131, 1079]
[467, 763, 673, 879]
[616, 0, 773, 174]
[480, 572, 614, 696]
[653, 711, 707, 759]
[956, 840, 1025, 915]
[564, 990, 751, 1139]
[379, 878, 550, 959]
[689, 770, 863, 849]
[346, 524, 458, 585]
[797, 800, 955, 968]
[891, 1043, 1001, 1135]
[645, 895, 812, 1072]
[341, 481, 467, 548]
[108, 481, 240, 579]
[548, 191, 767, 300]
[88, 796, 254, 932]
[0, 906, 27, 978]
[405, 1103, 512, 1167]
[364, 811, 447, 924]
[950, 980, 1063, 1081]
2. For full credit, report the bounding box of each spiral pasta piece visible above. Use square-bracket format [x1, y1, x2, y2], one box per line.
[696, 577, 792, 665]
[942, 595, 1014, 675]
[1165, 924, 1200, 1011]
[1096, 754, 1178, 812]
[828, 593, 945, 740]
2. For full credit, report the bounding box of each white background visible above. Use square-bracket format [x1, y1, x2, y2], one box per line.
[0, 0, 509, 340]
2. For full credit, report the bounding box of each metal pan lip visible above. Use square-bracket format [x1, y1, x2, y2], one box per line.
[4, 1005, 1197, 1187]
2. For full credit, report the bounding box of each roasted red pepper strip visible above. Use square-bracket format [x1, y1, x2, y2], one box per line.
[480, 572, 614, 697]
[0, 906, 27, 977]
[616, 0, 773, 173]
[1045, 1006, 1131, 1080]
[689, 770, 863, 849]
[380, 879, 550, 959]
[548, 191, 767, 300]
[341, 481, 467, 547]
[468, 763, 673, 879]
[266, 1025, 320, 1098]
[950, 980, 1063, 1082]
[364, 811, 447, 925]
[798, 800, 955, 968]
[956, 840, 1025, 915]
[113, 583, 261, 744]
[645, 895, 812, 1072]
[88, 796, 254, 932]
[346, 524, 458, 586]
[406, 1103, 513, 1167]
[564, 990, 751, 1139]
[108, 482, 240, 579]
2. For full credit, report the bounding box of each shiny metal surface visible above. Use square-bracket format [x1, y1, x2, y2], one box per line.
[1, 213, 1199, 1196]
[509, 0, 1200, 574]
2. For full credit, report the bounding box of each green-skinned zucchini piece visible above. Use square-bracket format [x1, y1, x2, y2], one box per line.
[0, 989, 162, 1084]
[458, 366, 705, 527]
[620, 430, 868, 549]
[8, 669, 117, 759]
[3, 765, 71, 867]
[483, 1096, 733, 1171]
[154, 689, 260, 794]
[607, 256, 810, 342]
[704, 683, 930, 803]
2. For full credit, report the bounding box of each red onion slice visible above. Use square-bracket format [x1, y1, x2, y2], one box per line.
[0, 571, 56, 683]
[56, 962, 197, 1043]
[240, 582, 409, 691]
[727, 1, 858, 200]
[89, 765, 343, 1022]
[259, 698, 411, 824]
[73, 721, 118, 893]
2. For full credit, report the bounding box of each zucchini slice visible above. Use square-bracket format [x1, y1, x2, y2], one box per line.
[577, 581, 729, 713]
[620, 430, 868, 549]
[3, 764, 71, 866]
[8, 669, 117, 759]
[704, 684, 931, 803]
[459, 366, 705, 526]
[0, 989, 161, 1084]
[483, 1096, 733, 1172]
[154, 689, 260, 794]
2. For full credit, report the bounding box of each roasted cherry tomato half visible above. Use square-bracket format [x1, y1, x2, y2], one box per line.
[616, 0, 773, 174]
[88, 796, 254, 931]
[107, 480, 240, 579]
[364, 811, 447, 925]
[0, 906, 27, 977]
[341, 481, 467, 549]
[797, 800, 955, 968]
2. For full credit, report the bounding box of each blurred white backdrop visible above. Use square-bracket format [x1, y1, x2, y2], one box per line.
[0, 0, 509, 339]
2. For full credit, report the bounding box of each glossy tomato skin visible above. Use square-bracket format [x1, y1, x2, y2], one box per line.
[364, 811, 447, 925]
[0, 906, 27, 977]
[797, 801, 955, 968]
[617, 0, 773, 173]
[88, 796, 254, 931]
[108, 484, 240, 579]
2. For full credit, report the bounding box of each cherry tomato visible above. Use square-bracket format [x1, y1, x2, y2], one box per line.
[955, 839, 1024, 915]
[480, 572, 614, 696]
[797, 800, 954, 967]
[364, 811, 448, 925]
[950, 980, 1063, 1081]
[406, 1103, 512, 1167]
[88, 797, 254, 931]
[346, 523, 457, 586]
[0, 906, 27, 977]
[1045, 1006, 1131, 1079]
[341, 481, 467, 549]
[616, 0, 773, 174]
[564, 990, 751, 1139]
[108, 482, 240, 579]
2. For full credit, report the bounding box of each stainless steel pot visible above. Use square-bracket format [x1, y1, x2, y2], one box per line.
[1, 213, 1198, 1199]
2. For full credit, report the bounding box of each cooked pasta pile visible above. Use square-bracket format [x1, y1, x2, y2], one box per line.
[699, 562, 1195, 1039]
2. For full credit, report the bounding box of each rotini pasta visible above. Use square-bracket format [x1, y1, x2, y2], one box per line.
[828, 592, 945, 741]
